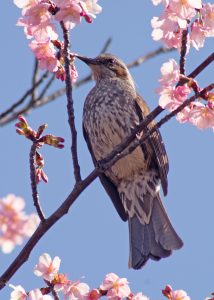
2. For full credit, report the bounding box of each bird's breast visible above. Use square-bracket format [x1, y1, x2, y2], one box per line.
[83, 80, 149, 184]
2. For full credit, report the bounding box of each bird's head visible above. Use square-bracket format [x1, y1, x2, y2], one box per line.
[76, 53, 135, 88]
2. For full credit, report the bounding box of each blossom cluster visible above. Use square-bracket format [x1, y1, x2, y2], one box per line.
[10, 252, 192, 300]
[14, 0, 102, 81]
[151, 1, 214, 51]
[0, 194, 39, 253]
[157, 58, 214, 130]
[15, 115, 65, 183]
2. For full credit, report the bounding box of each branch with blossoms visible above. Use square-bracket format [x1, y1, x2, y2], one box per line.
[9, 252, 193, 300]
[0, 0, 214, 299]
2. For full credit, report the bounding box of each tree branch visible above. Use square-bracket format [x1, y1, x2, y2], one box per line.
[29, 142, 46, 222]
[179, 29, 188, 75]
[60, 21, 82, 183]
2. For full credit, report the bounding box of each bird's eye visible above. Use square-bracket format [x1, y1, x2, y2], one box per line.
[107, 58, 116, 65]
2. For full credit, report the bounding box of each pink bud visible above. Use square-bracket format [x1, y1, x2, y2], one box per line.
[36, 124, 48, 139]
[162, 285, 172, 298]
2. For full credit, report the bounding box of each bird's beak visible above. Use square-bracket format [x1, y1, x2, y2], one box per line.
[75, 55, 97, 65]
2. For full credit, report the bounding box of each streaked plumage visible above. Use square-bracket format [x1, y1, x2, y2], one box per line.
[77, 53, 183, 269]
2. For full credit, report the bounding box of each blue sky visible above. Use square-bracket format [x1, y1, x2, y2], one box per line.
[0, 1, 214, 299]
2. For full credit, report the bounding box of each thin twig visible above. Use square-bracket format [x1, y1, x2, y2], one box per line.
[60, 21, 82, 183]
[0, 84, 213, 289]
[179, 29, 188, 75]
[37, 74, 55, 101]
[0, 71, 49, 122]
[29, 142, 45, 222]
[188, 51, 214, 79]
[99, 37, 112, 53]
[31, 59, 39, 103]
[127, 47, 174, 68]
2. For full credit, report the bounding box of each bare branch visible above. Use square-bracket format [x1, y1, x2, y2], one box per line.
[127, 46, 174, 68]
[31, 59, 39, 103]
[0, 71, 48, 123]
[61, 21, 82, 183]
[29, 142, 46, 222]
[179, 29, 188, 75]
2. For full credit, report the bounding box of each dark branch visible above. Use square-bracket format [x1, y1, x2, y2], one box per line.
[179, 29, 188, 75]
[0, 71, 48, 123]
[29, 143, 46, 222]
[31, 59, 39, 103]
[60, 21, 82, 183]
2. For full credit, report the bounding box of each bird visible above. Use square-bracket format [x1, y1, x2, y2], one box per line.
[76, 53, 183, 269]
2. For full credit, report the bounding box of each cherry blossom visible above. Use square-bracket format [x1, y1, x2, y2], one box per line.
[54, 1, 82, 29]
[29, 40, 60, 72]
[130, 292, 149, 300]
[190, 20, 206, 50]
[168, 0, 202, 20]
[0, 194, 39, 253]
[162, 285, 191, 300]
[34, 253, 61, 281]
[152, 0, 169, 6]
[63, 281, 90, 300]
[188, 102, 214, 130]
[158, 59, 180, 89]
[80, 0, 102, 19]
[28, 289, 53, 300]
[100, 273, 131, 300]
[10, 285, 27, 300]
[151, 9, 188, 49]
[201, 3, 214, 37]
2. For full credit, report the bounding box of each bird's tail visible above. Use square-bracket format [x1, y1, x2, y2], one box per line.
[118, 171, 183, 269]
[128, 193, 183, 269]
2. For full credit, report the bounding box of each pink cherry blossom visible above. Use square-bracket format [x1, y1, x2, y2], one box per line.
[152, 0, 169, 7]
[158, 59, 180, 88]
[16, 1, 58, 41]
[34, 253, 61, 281]
[162, 285, 191, 300]
[10, 284, 27, 300]
[131, 292, 149, 300]
[53, 273, 71, 292]
[190, 20, 206, 50]
[171, 289, 191, 300]
[54, 1, 82, 29]
[100, 273, 131, 300]
[63, 281, 90, 300]
[201, 3, 214, 37]
[80, 0, 102, 19]
[169, 0, 202, 20]
[0, 194, 39, 253]
[13, 0, 37, 9]
[159, 85, 191, 111]
[188, 102, 214, 130]
[151, 9, 188, 49]
[28, 289, 53, 300]
[29, 41, 60, 72]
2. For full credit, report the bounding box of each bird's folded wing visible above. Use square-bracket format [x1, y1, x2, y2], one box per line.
[135, 95, 169, 196]
[83, 125, 128, 221]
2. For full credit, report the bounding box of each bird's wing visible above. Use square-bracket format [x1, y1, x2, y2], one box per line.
[83, 125, 128, 221]
[135, 95, 169, 196]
